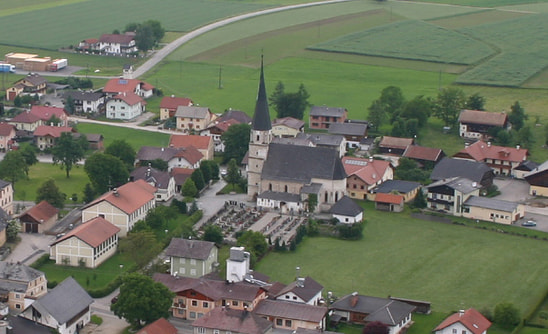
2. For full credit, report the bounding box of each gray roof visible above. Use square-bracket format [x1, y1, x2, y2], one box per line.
[426, 177, 478, 194]
[310, 106, 346, 117]
[130, 166, 171, 190]
[29, 277, 92, 325]
[330, 196, 363, 216]
[252, 59, 272, 131]
[0, 179, 11, 189]
[301, 183, 323, 194]
[137, 146, 178, 161]
[276, 276, 323, 303]
[431, 158, 492, 184]
[330, 294, 415, 325]
[218, 110, 252, 124]
[463, 196, 519, 212]
[525, 160, 548, 178]
[273, 117, 305, 130]
[7, 315, 52, 334]
[64, 90, 103, 102]
[262, 143, 346, 183]
[192, 307, 273, 334]
[0, 262, 44, 293]
[365, 300, 416, 325]
[175, 106, 210, 119]
[516, 160, 539, 171]
[165, 238, 216, 260]
[296, 133, 344, 147]
[373, 180, 421, 194]
[254, 299, 327, 323]
[328, 123, 367, 136]
[257, 191, 301, 203]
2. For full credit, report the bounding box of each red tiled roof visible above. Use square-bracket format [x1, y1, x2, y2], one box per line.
[192, 307, 272, 334]
[207, 119, 239, 133]
[11, 111, 41, 124]
[20, 200, 58, 223]
[103, 78, 154, 94]
[455, 140, 528, 163]
[459, 110, 507, 127]
[434, 309, 491, 334]
[0, 122, 15, 136]
[403, 145, 443, 162]
[160, 96, 193, 111]
[374, 193, 403, 205]
[112, 92, 145, 106]
[84, 38, 98, 44]
[33, 125, 73, 138]
[84, 180, 156, 215]
[136, 318, 177, 334]
[174, 146, 203, 165]
[342, 157, 391, 186]
[51, 217, 120, 248]
[30, 105, 67, 121]
[99, 33, 134, 45]
[273, 117, 305, 130]
[379, 136, 414, 150]
[169, 134, 212, 150]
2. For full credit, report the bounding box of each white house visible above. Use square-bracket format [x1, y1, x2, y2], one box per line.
[434, 309, 491, 334]
[275, 276, 323, 306]
[98, 33, 137, 55]
[330, 196, 363, 224]
[106, 92, 146, 120]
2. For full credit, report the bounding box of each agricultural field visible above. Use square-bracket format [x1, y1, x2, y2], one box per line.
[75, 123, 170, 150]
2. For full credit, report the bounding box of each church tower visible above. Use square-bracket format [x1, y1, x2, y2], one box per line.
[247, 56, 272, 200]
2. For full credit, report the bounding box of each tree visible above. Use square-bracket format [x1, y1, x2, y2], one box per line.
[222, 123, 250, 163]
[111, 273, 174, 328]
[395, 158, 430, 182]
[83, 183, 95, 203]
[225, 158, 241, 190]
[124, 22, 139, 33]
[36, 179, 65, 208]
[135, 24, 155, 53]
[467, 93, 486, 111]
[84, 153, 130, 194]
[379, 86, 405, 121]
[308, 193, 318, 213]
[433, 87, 466, 127]
[6, 220, 19, 242]
[494, 302, 520, 329]
[199, 161, 214, 183]
[400, 95, 432, 127]
[0, 151, 27, 189]
[170, 198, 187, 214]
[191, 169, 205, 191]
[181, 178, 198, 198]
[363, 321, 389, 334]
[269, 82, 310, 119]
[368, 99, 386, 131]
[105, 140, 136, 171]
[65, 95, 76, 114]
[51, 132, 85, 178]
[508, 101, 527, 131]
[237, 230, 268, 263]
[19, 144, 38, 177]
[119, 231, 162, 268]
[203, 224, 224, 244]
[145, 159, 168, 172]
[517, 125, 534, 149]
[412, 189, 427, 209]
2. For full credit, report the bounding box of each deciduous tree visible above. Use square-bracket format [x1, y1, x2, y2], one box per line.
[181, 178, 198, 198]
[222, 123, 250, 164]
[225, 158, 241, 190]
[203, 224, 224, 244]
[84, 153, 130, 194]
[508, 101, 527, 131]
[494, 302, 520, 329]
[237, 230, 268, 263]
[0, 151, 27, 189]
[36, 179, 65, 208]
[19, 144, 38, 177]
[269, 82, 310, 119]
[119, 231, 162, 268]
[52, 132, 85, 178]
[467, 93, 486, 111]
[191, 169, 205, 191]
[433, 87, 466, 127]
[105, 140, 136, 171]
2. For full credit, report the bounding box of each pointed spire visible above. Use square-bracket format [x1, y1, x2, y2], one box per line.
[252, 55, 271, 131]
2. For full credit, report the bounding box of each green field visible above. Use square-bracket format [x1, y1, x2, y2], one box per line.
[75, 123, 170, 150]
[255, 205, 548, 314]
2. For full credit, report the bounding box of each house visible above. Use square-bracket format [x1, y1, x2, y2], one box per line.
[169, 134, 214, 160]
[272, 117, 305, 138]
[372, 180, 421, 203]
[275, 276, 323, 306]
[137, 318, 178, 334]
[0, 123, 16, 151]
[513, 160, 539, 180]
[130, 166, 176, 201]
[342, 157, 393, 200]
[328, 122, 368, 149]
[18, 200, 58, 233]
[85, 133, 104, 150]
[374, 193, 404, 212]
[254, 299, 328, 330]
[217, 110, 252, 124]
[459, 110, 508, 140]
[165, 238, 218, 278]
[192, 306, 273, 334]
[433, 308, 491, 334]
[0, 261, 47, 310]
[98, 33, 137, 55]
[30, 105, 69, 126]
[4, 314, 53, 334]
[49, 216, 120, 268]
[425, 177, 480, 216]
[453, 141, 528, 177]
[175, 106, 215, 134]
[330, 196, 364, 224]
[20, 277, 93, 334]
[160, 95, 193, 120]
[77, 38, 99, 52]
[33, 125, 74, 150]
[402, 145, 444, 167]
[329, 293, 415, 334]
[431, 158, 495, 189]
[294, 133, 347, 157]
[378, 136, 414, 156]
[9, 111, 42, 132]
[171, 168, 194, 192]
[103, 78, 154, 98]
[136, 146, 203, 170]
[200, 119, 240, 152]
[106, 92, 146, 120]
[81, 179, 156, 237]
[6, 74, 47, 101]
[64, 91, 105, 113]
[462, 196, 524, 224]
[0, 179, 13, 215]
[309, 106, 347, 130]
[122, 64, 134, 79]
[525, 160, 548, 196]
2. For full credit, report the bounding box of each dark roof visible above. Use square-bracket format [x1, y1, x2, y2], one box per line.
[64, 90, 103, 102]
[310, 106, 346, 117]
[426, 177, 478, 194]
[430, 158, 493, 184]
[257, 191, 301, 203]
[28, 277, 93, 325]
[7, 315, 51, 334]
[192, 307, 272, 334]
[0, 179, 11, 189]
[515, 160, 539, 171]
[330, 196, 363, 216]
[296, 328, 342, 334]
[218, 110, 252, 124]
[255, 299, 327, 323]
[373, 180, 421, 194]
[295, 133, 344, 147]
[330, 294, 415, 325]
[328, 123, 367, 136]
[165, 238, 216, 260]
[252, 58, 271, 131]
[459, 110, 507, 127]
[0, 262, 44, 293]
[137, 146, 179, 161]
[131, 166, 172, 190]
[463, 196, 519, 212]
[262, 144, 346, 183]
[276, 276, 323, 303]
[85, 133, 103, 143]
[364, 300, 416, 325]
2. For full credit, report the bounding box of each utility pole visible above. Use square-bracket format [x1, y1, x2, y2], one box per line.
[218, 64, 223, 89]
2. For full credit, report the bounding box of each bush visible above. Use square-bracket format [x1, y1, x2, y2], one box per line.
[337, 222, 364, 240]
[494, 302, 521, 328]
[31, 254, 51, 269]
[91, 315, 103, 325]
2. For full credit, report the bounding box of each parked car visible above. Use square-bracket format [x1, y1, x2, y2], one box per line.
[522, 220, 537, 227]
[111, 294, 119, 304]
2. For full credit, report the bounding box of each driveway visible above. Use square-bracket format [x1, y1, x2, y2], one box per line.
[492, 178, 532, 203]
[5, 233, 55, 265]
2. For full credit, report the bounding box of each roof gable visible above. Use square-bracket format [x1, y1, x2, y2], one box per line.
[374, 193, 403, 205]
[137, 318, 178, 334]
[30, 106, 67, 121]
[342, 157, 391, 186]
[456, 141, 527, 163]
[165, 238, 216, 260]
[459, 110, 507, 127]
[379, 136, 414, 150]
[83, 180, 156, 215]
[19, 200, 58, 223]
[434, 308, 491, 334]
[160, 96, 193, 110]
[330, 196, 363, 216]
[403, 145, 443, 162]
[169, 134, 212, 150]
[51, 217, 120, 248]
[33, 125, 73, 138]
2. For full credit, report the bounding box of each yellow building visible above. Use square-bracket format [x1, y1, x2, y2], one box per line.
[462, 196, 524, 225]
[0, 261, 47, 311]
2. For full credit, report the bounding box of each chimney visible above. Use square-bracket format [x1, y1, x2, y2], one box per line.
[459, 310, 465, 317]
[369, 156, 374, 163]
[113, 188, 119, 197]
[171, 95, 175, 98]
[487, 142, 491, 147]
[296, 266, 301, 280]
[161, 147, 165, 151]
[516, 145, 520, 150]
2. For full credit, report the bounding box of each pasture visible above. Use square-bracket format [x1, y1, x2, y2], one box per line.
[75, 123, 170, 150]
[254, 204, 548, 314]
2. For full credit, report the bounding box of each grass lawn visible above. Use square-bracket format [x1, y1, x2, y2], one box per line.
[255, 203, 548, 314]
[14, 162, 90, 204]
[75, 123, 170, 150]
[217, 183, 245, 194]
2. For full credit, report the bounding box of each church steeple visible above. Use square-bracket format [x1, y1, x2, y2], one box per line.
[252, 55, 271, 131]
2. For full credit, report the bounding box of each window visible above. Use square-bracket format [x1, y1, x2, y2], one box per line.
[292, 296, 297, 300]
[192, 300, 198, 306]
[203, 302, 209, 308]
[452, 330, 457, 334]
[15, 304, 20, 309]
[285, 320, 292, 327]
[285, 295, 289, 299]
[276, 319, 283, 326]
[214, 330, 220, 334]
[180, 258, 185, 264]
[198, 313, 204, 318]
[190, 312, 197, 319]
[198, 327, 205, 334]
[232, 300, 239, 306]
[462, 331, 466, 334]
[191, 269, 197, 276]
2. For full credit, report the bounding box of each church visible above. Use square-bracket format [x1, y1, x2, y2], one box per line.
[247, 58, 347, 213]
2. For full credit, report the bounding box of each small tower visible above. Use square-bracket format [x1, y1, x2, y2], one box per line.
[247, 56, 272, 200]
